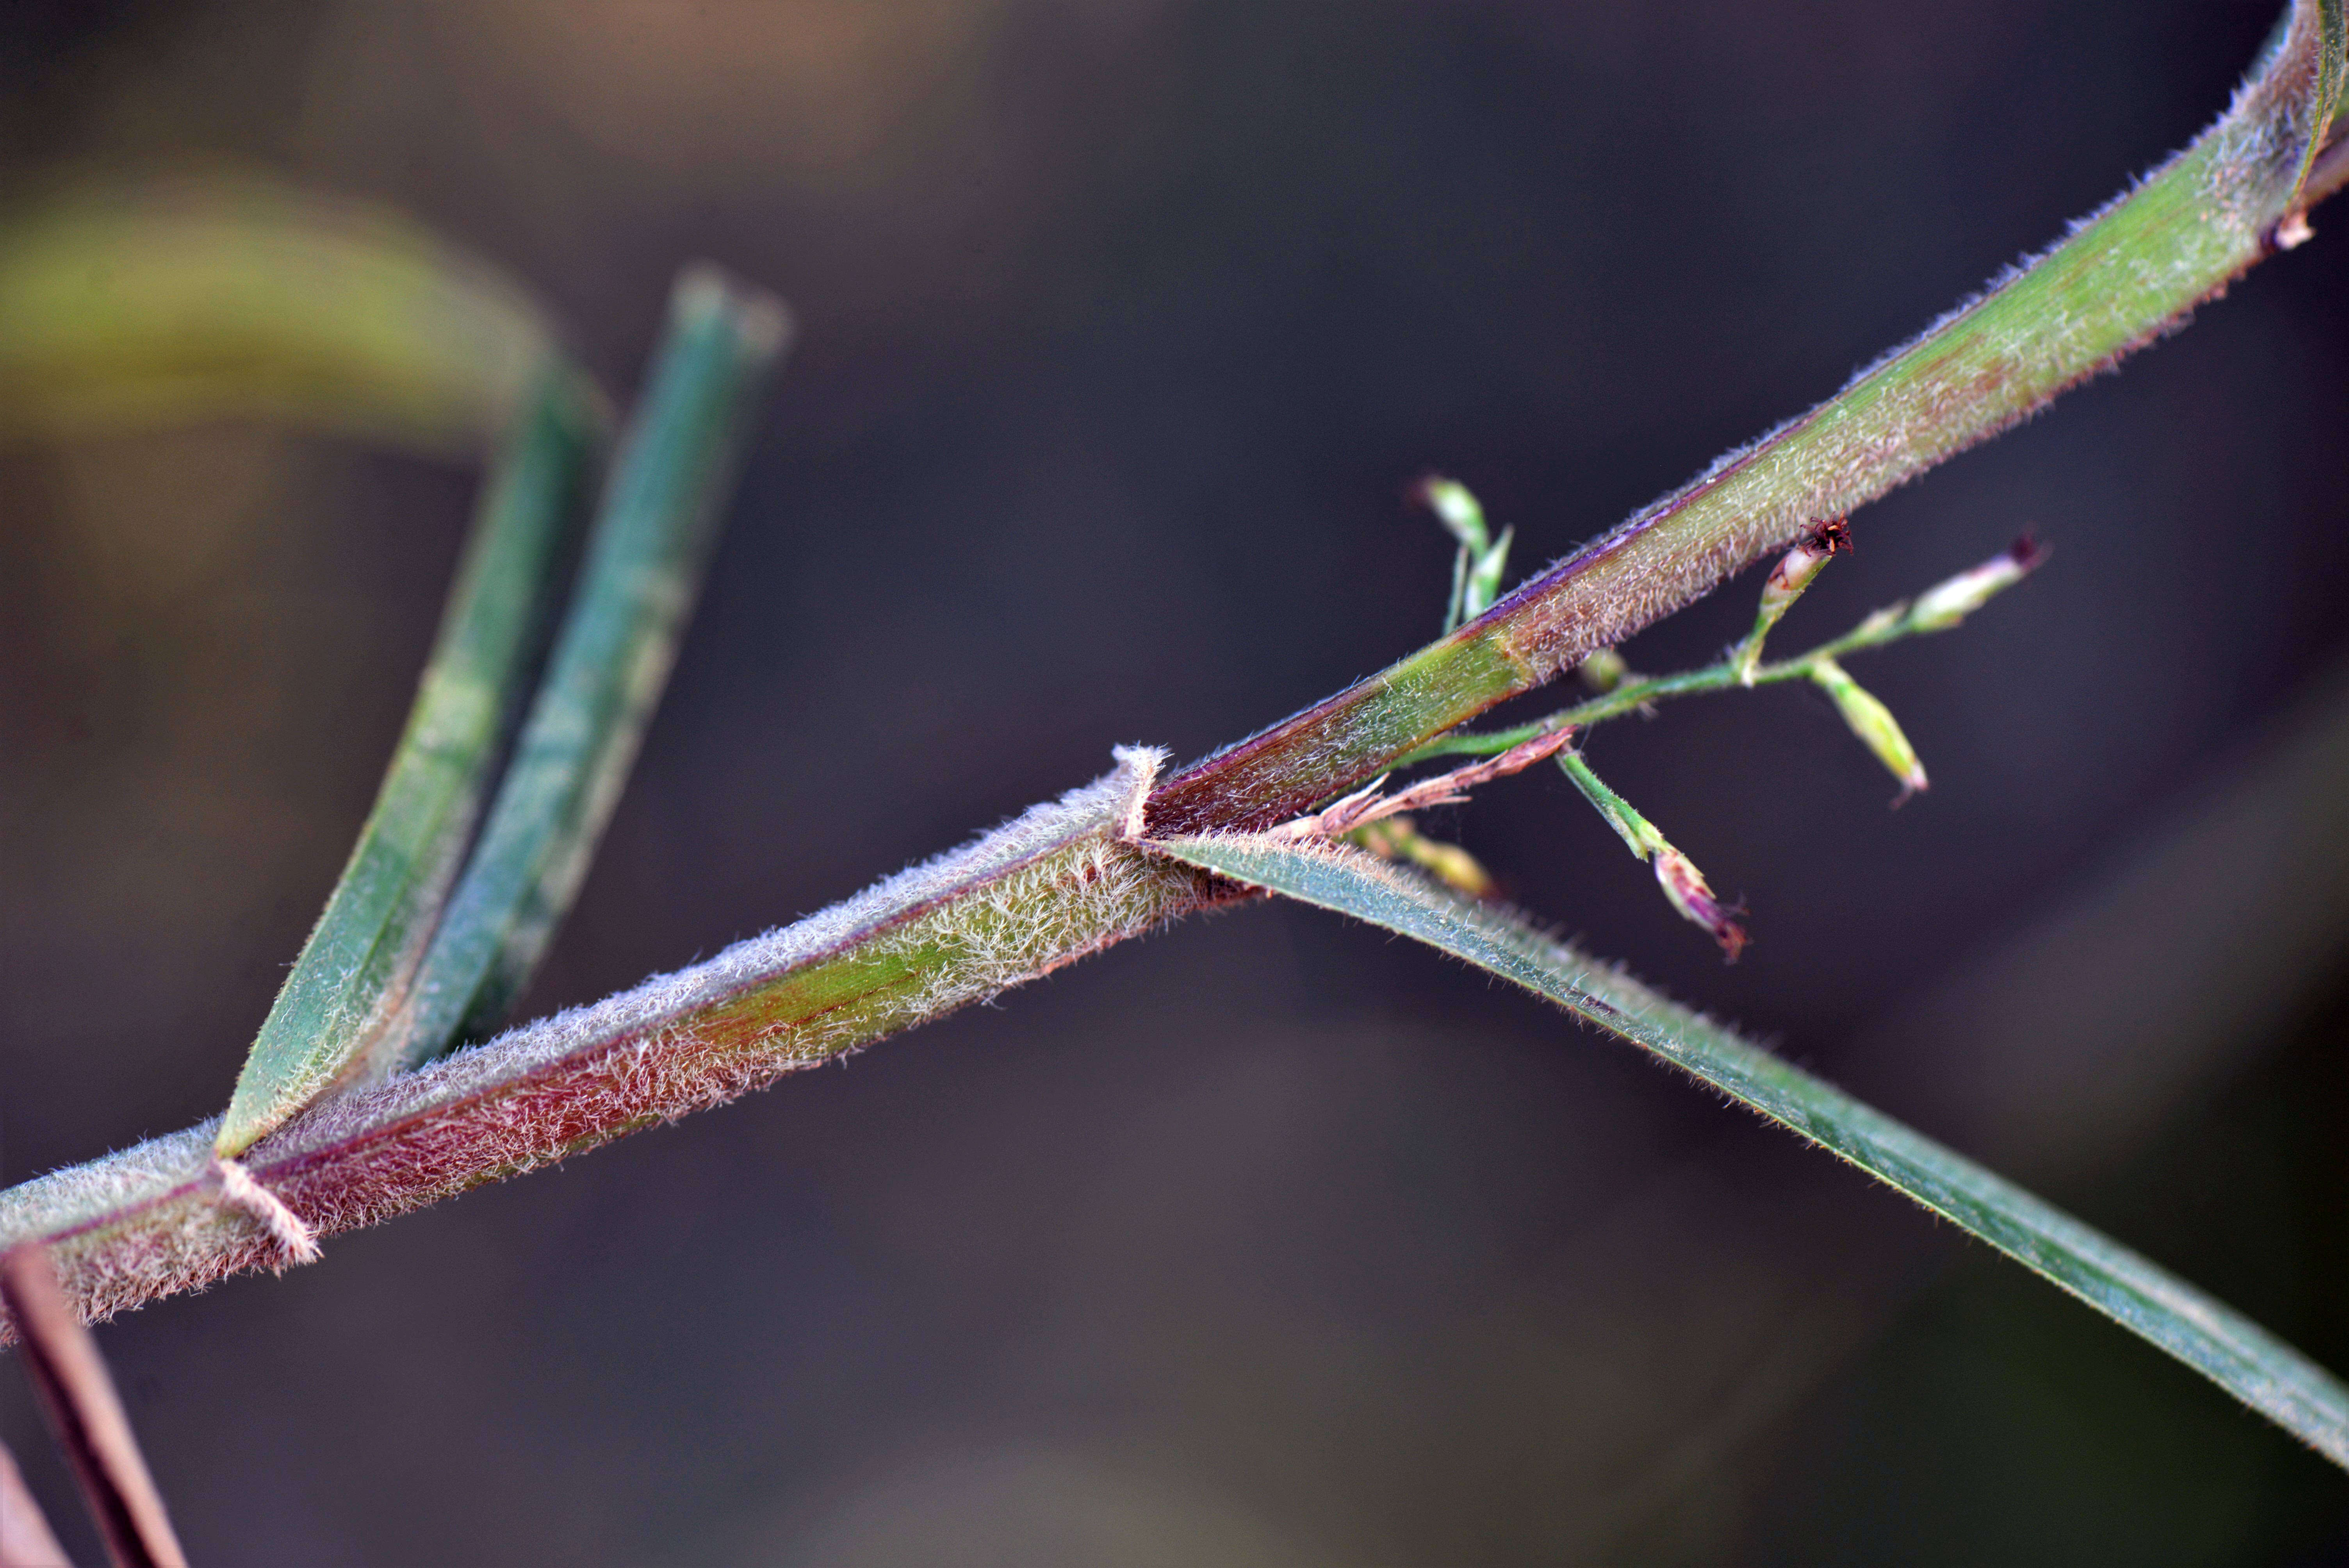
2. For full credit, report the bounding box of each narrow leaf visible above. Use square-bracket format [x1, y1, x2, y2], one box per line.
[1148, 832, 2349, 1468]
[214, 371, 608, 1156]
[0, 175, 561, 453]
[374, 269, 794, 1072]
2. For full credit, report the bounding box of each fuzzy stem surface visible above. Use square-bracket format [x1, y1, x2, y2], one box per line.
[1144, 3, 2345, 834]
[5, 4, 2344, 1331]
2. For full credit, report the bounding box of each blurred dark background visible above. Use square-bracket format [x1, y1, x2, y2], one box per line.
[5, 1, 2349, 1562]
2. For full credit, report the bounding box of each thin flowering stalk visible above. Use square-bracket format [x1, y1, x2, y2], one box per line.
[1556, 749, 1749, 959]
[1143, 0, 2345, 836]
[1403, 538, 2046, 764]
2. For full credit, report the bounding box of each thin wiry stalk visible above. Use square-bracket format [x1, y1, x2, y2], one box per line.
[0, 1247, 187, 1567]
[0, 1437, 74, 1568]
[1400, 540, 2043, 763]
[2, 3, 2344, 1338]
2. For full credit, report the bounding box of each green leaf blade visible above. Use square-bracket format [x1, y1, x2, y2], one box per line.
[216, 371, 608, 1156]
[1150, 831, 2349, 1468]
[376, 269, 794, 1071]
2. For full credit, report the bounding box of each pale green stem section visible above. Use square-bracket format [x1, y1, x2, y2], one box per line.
[1556, 750, 1665, 858]
[369, 272, 794, 1076]
[214, 372, 608, 1156]
[1554, 749, 1746, 955]
[0, 175, 565, 453]
[1147, 832, 2349, 1470]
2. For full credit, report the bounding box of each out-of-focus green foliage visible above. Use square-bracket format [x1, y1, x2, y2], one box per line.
[0, 176, 562, 453]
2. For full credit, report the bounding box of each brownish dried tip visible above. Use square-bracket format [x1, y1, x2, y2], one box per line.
[1272, 727, 1572, 841]
[1803, 517, 1854, 555]
[1654, 849, 1749, 963]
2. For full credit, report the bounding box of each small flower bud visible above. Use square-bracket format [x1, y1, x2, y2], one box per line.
[1416, 477, 1511, 629]
[1352, 815, 1497, 899]
[1415, 476, 1488, 548]
[1810, 657, 1927, 802]
[1909, 536, 2044, 631]
[1654, 848, 1748, 961]
[1577, 647, 1630, 693]
[1763, 520, 1849, 606]
[1737, 519, 1851, 682]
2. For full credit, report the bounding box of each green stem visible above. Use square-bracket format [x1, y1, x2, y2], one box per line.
[1556, 750, 1663, 857]
[215, 369, 608, 1156]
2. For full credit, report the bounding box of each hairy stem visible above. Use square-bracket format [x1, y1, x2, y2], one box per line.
[1144, 2, 2344, 834]
[2, 753, 1212, 1336]
[4, 4, 2344, 1333]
